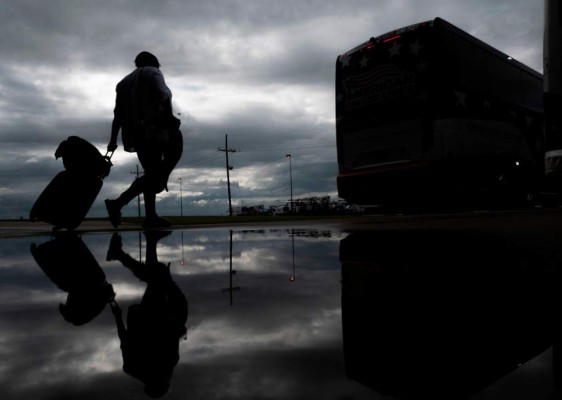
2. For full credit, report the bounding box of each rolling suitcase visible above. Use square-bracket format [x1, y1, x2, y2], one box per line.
[30, 136, 113, 230]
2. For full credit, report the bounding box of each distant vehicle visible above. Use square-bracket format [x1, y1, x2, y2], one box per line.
[335, 17, 544, 207]
[233, 205, 266, 216]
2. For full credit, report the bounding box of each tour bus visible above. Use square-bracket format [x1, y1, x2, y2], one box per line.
[335, 18, 544, 207]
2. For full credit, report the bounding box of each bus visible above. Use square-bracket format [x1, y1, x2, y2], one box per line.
[335, 18, 544, 207]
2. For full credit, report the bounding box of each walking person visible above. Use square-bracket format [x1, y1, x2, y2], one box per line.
[105, 51, 183, 229]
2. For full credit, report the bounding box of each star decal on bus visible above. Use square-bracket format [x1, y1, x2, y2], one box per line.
[336, 93, 344, 103]
[409, 40, 423, 56]
[359, 55, 369, 68]
[454, 91, 467, 107]
[339, 54, 352, 68]
[388, 41, 402, 57]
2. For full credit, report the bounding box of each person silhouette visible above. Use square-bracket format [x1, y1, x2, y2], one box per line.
[107, 231, 188, 398]
[105, 51, 183, 229]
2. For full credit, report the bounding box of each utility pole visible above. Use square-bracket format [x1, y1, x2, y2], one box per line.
[219, 134, 236, 216]
[544, 0, 562, 178]
[286, 154, 293, 211]
[130, 165, 142, 218]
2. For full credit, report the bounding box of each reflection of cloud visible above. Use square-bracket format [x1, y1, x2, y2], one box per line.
[0, 288, 65, 306]
[171, 346, 373, 400]
[110, 283, 145, 300]
[186, 307, 342, 362]
[2, 327, 121, 392]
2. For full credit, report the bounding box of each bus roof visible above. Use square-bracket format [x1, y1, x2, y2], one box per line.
[340, 17, 542, 80]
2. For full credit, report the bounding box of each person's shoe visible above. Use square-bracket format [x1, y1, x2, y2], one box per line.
[144, 230, 172, 242]
[143, 216, 172, 229]
[105, 199, 121, 228]
[106, 232, 123, 261]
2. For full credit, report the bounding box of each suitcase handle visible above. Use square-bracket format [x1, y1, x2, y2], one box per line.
[101, 151, 114, 179]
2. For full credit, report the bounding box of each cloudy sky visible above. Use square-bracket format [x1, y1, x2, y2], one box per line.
[0, 0, 543, 218]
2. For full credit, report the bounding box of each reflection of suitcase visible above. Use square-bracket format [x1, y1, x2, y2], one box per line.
[30, 233, 106, 292]
[30, 136, 112, 230]
[30, 233, 115, 326]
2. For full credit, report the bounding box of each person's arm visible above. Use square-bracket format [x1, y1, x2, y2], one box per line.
[108, 92, 121, 152]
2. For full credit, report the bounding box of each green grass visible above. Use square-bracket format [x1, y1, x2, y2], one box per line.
[1, 214, 356, 226]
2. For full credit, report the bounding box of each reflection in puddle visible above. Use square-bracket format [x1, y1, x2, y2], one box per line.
[0, 226, 558, 399]
[340, 230, 558, 399]
[1, 228, 349, 399]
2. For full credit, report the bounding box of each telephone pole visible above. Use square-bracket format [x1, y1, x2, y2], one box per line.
[219, 134, 236, 216]
[286, 154, 293, 211]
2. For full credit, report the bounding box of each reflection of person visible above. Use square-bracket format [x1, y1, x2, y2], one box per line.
[105, 51, 183, 229]
[107, 232, 188, 398]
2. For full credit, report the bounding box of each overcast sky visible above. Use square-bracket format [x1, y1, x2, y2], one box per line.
[0, 0, 544, 218]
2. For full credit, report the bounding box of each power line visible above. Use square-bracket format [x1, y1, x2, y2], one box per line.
[238, 143, 336, 152]
[184, 151, 224, 166]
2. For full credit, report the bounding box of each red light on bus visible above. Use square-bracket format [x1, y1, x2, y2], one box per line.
[383, 35, 401, 43]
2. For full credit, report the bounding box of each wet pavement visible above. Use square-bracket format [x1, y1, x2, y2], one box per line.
[0, 210, 561, 399]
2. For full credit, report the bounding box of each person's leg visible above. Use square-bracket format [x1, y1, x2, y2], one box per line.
[137, 147, 172, 228]
[141, 132, 183, 228]
[160, 131, 183, 190]
[105, 177, 145, 228]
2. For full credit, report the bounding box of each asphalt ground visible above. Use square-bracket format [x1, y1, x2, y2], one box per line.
[2, 207, 562, 237]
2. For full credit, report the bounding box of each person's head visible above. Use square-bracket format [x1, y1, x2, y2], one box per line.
[135, 51, 160, 68]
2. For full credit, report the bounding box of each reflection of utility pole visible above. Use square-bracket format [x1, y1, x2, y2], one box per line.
[138, 231, 142, 263]
[130, 165, 142, 218]
[290, 228, 296, 283]
[180, 230, 185, 266]
[222, 230, 240, 305]
[219, 135, 236, 216]
[178, 177, 183, 217]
